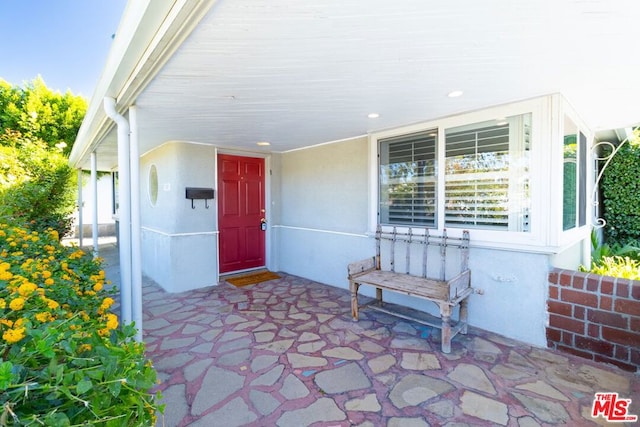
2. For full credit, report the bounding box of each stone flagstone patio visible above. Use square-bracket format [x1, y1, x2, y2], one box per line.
[96, 242, 639, 426]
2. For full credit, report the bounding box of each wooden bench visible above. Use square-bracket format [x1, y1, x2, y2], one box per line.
[348, 225, 472, 353]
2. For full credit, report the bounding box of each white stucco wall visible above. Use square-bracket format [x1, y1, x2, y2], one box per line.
[277, 135, 550, 347]
[140, 142, 217, 292]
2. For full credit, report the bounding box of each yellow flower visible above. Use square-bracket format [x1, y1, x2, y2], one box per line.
[78, 343, 92, 352]
[105, 313, 118, 330]
[46, 298, 59, 310]
[49, 230, 59, 241]
[98, 328, 110, 337]
[3, 327, 26, 344]
[35, 312, 54, 323]
[0, 270, 12, 281]
[9, 298, 25, 311]
[44, 278, 54, 286]
[0, 319, 13, 328]
[42, 271, 52, 279]
[0, 298, 5, 309]
[93, 282, 103, 292]
[18, 282, 37, 297]
[101, 297, 115, 310]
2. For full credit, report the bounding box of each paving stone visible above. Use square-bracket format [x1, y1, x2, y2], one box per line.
[234, 320, 261, 330]
[362, 327, 391, 340]
[401, 352, 441, 370]
[200, 328, 222, 341]
[278, 328, 298, 338]
[218, 331, 250, 342]
[190, 342, 214, 353]
[368, 354, 396, 374]
[253, 322, 278, 332]
[147, 302, 183, 316]
[251, 355, 279, 372]
[322, 347, 364, 360]
[250, 389, 281, 416]
[460, 391, 508, 425]
[393, 322, 418, 335]
[314, 362, 371, 394]
[298, 340, 327, 353]
[191, 366, 245, 416]
[157, 384, 188, 427]
[290, 313, 311, 320]
[251, 364, 284, 386]
[298, 332, 321, 342]
[507, 350, 536, 369]
[316, 313, 334, 323]
[427, 400, 454, 418]
[280, 374, 310, 400]
[276, 397, 346, 427]
[182, 323, 207, 335]
[153, 324, 182, 337]
[387, 417, 430, 427]
[528, 348, 568, 365]
[184, 358, 213, 382]
[217, 349, 251, 366]
[190, 397, 257, 427]
[154, 353, 195, 371]
[518, 416, 541, 427]
[511, 392, 569, 424]
[294, 320, 317, 331]
[515, 380, 569, 401]
[255, 331, 276, 342]
[144, 318, 171, 330]
[345, 393, 381, 412]
[390, 374, 453, 408]
[160, 336, 196, 351]
[218, 337, 252, 353]
[447, 363, 496, 395]
[491, 364, 532, 380]
[256, 339, 295, 353]
[390, 337, 431, 351]
[356, 340, 385, 354]
[287, 353, 328, 368]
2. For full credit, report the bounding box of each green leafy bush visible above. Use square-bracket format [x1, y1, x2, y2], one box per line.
[601, 130, 640, 246]
[0, 133, 76, 238]
[0, 223, 161, 426]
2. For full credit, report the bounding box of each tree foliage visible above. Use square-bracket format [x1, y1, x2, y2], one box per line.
[601, 130, 640, 246]
[0, 132, 76, 237]
[0, 76, 87, 156]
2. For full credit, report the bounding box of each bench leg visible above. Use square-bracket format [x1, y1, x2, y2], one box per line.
[460, 297, 469, 335]
[440, 304, 452, 354]
[350, 281, 360, 321]
[376, 287, 383, 306]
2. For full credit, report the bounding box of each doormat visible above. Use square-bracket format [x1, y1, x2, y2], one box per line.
[225, 271, 281, 287]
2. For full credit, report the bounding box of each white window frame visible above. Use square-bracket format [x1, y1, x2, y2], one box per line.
[369, 97, 551, 250]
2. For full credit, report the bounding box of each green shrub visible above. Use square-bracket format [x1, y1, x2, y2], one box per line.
[601, 130, 640, 246]
[0, 134, 76, 238]
[0, 222, 161, 426]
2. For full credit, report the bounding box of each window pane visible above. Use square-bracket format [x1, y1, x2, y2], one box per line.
[562, 117, 578, 230]
[578, 131, 587, 226]
[379, 131, 437, 226]
[444, 114, 531, 231]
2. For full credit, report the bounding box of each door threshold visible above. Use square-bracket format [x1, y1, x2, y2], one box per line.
[220, 266, 268, 279]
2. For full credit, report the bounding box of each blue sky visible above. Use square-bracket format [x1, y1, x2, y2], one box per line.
[0, 0, 127, 98]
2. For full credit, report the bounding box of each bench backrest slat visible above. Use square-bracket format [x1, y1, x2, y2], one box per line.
[376, 226, 470, 280]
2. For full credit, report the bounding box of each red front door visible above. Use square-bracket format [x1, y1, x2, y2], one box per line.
[217, 154, 266, 273]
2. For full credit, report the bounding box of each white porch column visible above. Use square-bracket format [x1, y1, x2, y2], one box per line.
[91, 152, 99, 257]
[104, 97, 133, 327]
[129, 105, 143, 342]
[77, 169, 83, 247]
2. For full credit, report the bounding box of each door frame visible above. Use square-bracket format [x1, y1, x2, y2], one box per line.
[214, 148, 272, 279]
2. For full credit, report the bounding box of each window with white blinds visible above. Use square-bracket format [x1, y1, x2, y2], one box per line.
[379, 130, 437, 226]
[444, 114, 531, 231]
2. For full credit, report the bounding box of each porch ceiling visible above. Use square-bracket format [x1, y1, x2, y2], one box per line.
[83, 0, 640, 170]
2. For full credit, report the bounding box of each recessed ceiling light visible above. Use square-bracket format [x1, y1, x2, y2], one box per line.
[256, 141, 271, 146]
[368, 113, 380, 119]
[447, 90, 464, 98]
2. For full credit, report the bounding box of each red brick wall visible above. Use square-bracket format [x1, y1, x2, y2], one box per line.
[547, 269, 640, 372]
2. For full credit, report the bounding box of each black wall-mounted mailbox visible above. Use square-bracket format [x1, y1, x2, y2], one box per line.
[186, 187, 214, 200]
[186, 187, 214, 209]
